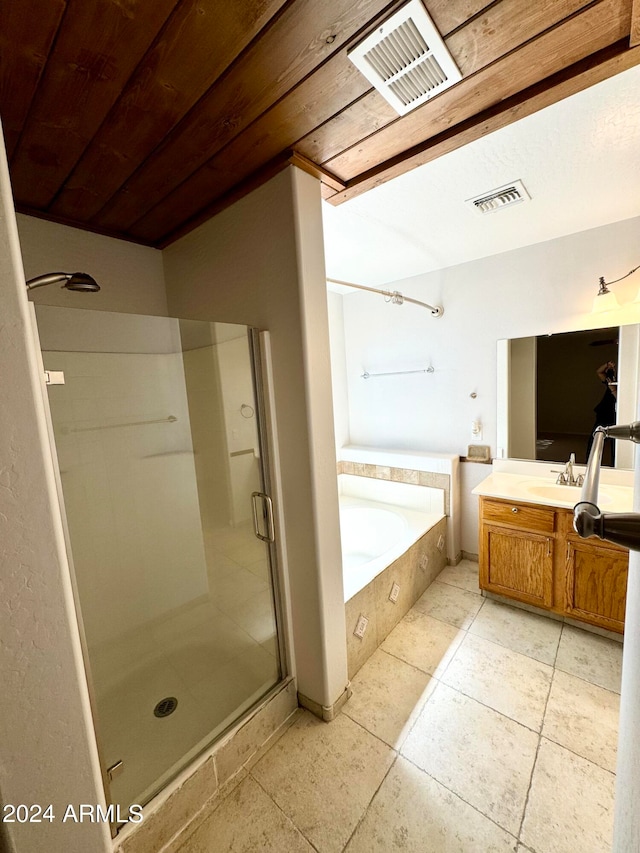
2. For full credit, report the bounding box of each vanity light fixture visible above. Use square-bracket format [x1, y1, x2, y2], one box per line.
[593, 262, 640, 313]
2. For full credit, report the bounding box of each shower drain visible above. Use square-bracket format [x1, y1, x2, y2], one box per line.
[154, 697, 178, 718]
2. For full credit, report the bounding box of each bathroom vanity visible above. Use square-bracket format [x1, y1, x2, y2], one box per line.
[474, 468, 633, 633]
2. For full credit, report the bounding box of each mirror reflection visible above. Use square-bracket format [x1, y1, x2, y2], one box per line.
[502, 325, 639, 469]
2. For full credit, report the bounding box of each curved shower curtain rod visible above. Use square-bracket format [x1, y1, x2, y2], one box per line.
[326, 278, 443, 318]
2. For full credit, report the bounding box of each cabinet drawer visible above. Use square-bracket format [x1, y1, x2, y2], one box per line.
[482, 499, 555, 534]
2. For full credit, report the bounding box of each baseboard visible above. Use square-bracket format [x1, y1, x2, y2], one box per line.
[297, 682, 352, 722]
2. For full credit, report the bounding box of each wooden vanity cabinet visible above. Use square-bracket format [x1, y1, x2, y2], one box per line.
[480, 499, 554, 607]
[478, 496, 628, 633]
[564, 536, 628, 632]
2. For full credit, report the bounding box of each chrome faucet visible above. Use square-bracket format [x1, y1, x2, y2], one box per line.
[552, 453, 584, 486]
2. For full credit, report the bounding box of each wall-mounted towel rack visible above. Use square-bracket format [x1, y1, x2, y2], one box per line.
[361, 367, 434, 379]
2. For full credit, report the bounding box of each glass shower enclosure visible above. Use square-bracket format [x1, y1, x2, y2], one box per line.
[35, 305, 283, 830]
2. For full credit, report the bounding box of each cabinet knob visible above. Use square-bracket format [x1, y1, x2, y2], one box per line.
[511, 506, 519, 513]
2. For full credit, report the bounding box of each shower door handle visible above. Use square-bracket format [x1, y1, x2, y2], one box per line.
[251, 492, 275, 543]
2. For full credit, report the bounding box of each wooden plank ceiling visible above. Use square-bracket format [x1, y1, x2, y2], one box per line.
[1, 0, 639, 248]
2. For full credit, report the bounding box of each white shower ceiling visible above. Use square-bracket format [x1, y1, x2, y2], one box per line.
[322, 63, 640, 288]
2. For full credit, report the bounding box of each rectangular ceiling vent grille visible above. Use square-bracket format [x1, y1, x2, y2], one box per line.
[348, 0, 461, 116]
[466, 180, 531, 214]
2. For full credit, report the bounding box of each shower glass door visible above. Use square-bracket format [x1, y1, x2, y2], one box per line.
[35, 305, 283, 820]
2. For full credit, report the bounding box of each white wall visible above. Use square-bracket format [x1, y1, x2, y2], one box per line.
[327, 290, 350, 450]
[163, 167, 348, 710]
[0, 143, 112, 853]
[17, 213, 166, 316]
[328, 214, 640, 555]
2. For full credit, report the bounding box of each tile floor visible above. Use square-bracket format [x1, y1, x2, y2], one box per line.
[174, 559, 622, 853]
[90, 521, 280, 808]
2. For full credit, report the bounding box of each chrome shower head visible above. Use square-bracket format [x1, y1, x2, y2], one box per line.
[25, 272, 101, 292]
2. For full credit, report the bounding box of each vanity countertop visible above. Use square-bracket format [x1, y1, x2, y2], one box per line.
[473, 471, 634, 514]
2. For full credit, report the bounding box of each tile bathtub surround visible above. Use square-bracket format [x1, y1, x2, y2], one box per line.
[172, 560, 621, 853]
[338, 459, 451, 514]
[345, 518, 447, 679]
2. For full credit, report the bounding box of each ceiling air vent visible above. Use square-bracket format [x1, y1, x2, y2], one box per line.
[466, 180, 530, 214]
[348, 0, 462, 116]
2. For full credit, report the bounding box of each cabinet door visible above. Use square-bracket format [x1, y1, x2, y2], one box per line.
[481, 525, 554, 607]
[565, 540, 628, 633]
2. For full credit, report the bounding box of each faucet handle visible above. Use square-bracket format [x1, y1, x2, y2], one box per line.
[575, 474, 584, 487]
[554, 472, 569, 485]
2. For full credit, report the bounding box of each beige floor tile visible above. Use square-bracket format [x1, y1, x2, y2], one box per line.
[412, 580, 484, 629]
[176, 775, 313, 852]
[555, 625, 623, 693]
[344, 649, 436, 748]
[381, 610, 465, 676]
[543, 669, 619, 772]
[442, 633, 552, 731]
[437, 560, 481, 594]
[521, 738, 615, 853]
[346, 756, 517, 853]
[469, 599, 562, 665]
[251, 711, 394, 853]
[401, 683, 538, 835]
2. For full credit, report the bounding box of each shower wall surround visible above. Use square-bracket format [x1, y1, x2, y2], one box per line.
[41, 336, 207, 643]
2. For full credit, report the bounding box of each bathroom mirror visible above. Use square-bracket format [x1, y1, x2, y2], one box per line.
[497, 323, 640, 469]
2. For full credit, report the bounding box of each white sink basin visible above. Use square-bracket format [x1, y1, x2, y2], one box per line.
[522, 482, 613, 507]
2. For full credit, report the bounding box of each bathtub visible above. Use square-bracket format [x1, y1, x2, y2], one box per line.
[338, 474, 445, 601]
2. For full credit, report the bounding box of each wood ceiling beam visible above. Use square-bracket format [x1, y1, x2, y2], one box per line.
[328, 38, 640, 205]
[8, 0, 179, 210]
[90, 0, 402, 234]
[122, 54, 371, 243]
[324, 0, 632, 183]
[319, 0, 626, 177]
[117, 0, 497, 243]
[154, 150, 344, 249]
[118, 0, 602, 244]
[631, 0, 640, 44]
[0, 0, 67, 160]
[295, 0, 598, 167]
[49, 0, 288, 223]
[288, 152, 346, 191]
